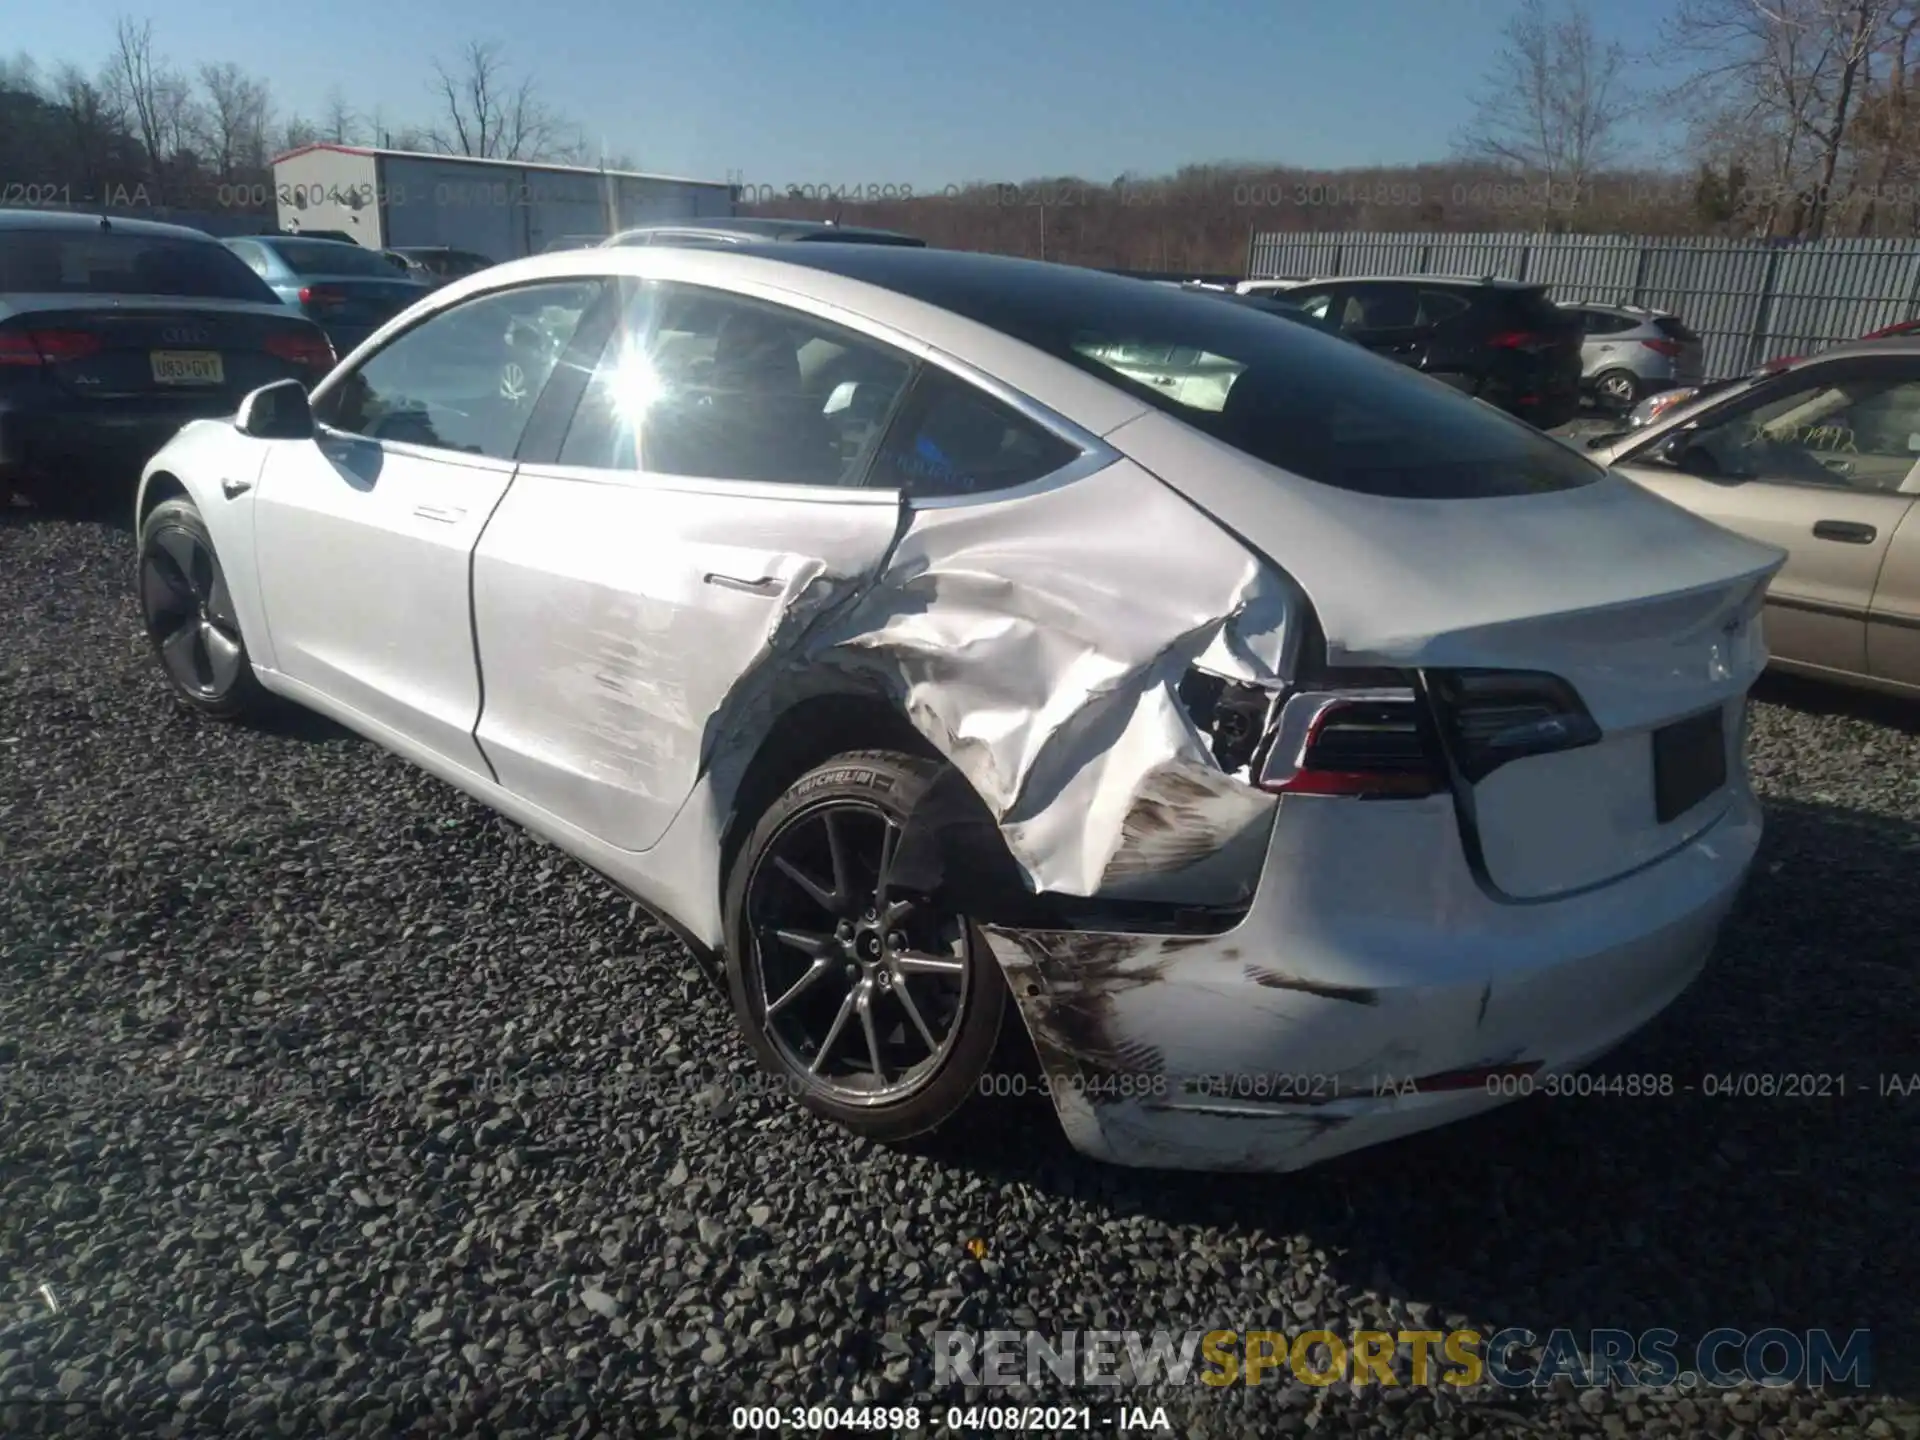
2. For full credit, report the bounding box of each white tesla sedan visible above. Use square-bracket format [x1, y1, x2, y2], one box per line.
[134, 244, 1784, 1172]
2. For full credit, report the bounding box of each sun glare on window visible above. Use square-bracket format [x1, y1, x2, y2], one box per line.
[607, 344, 668, 425]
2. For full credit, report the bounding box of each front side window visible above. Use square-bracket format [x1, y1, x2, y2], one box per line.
[557, 282, 914, 484]
[1652, 372, 1920, 493]
[317, 280, 604, 460]
[869, 368, 1081, 497]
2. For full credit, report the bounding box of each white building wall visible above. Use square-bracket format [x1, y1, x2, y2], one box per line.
[272, 148, 385, 246]
[273, 148, 736, 261]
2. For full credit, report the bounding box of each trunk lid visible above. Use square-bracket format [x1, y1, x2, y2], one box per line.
[1110, 412, 1785, 899]
[0, 297, 331, 399]
[296, 276, 429, 330]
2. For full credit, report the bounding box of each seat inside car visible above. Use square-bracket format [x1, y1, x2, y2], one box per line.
[647, 308, 842, 483]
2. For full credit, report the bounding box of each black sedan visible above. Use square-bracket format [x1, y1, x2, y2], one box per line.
[1, 211, 335, 513]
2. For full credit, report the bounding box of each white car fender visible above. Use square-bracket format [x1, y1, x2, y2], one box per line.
[139, 418, 278, 674]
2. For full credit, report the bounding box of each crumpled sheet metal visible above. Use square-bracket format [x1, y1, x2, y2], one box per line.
[706, 459, 1303, 899]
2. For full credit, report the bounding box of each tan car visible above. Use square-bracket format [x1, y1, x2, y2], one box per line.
[1592, 339, 1920, 695]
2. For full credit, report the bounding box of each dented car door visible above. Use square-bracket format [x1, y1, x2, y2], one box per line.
[469, 281, 922, 851]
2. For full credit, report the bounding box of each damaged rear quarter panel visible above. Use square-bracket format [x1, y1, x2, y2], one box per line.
[704, 457, 1307, 902]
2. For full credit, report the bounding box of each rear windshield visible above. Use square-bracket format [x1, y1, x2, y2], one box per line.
[0, 231, 275, 301]
[1655, 316, 1701, 343]
[270, 240, 408, 278]
[815, 264, 1601, 499]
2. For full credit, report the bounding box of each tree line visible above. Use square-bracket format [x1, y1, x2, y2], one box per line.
[0, 22, 632, 223]
[7, 1, 1920, 272]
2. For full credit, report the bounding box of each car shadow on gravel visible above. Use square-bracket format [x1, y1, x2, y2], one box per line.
[928, 795, 1919, 1395]
[1754, 671, 1920, 737]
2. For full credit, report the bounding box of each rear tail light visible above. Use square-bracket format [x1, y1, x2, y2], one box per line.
[1486, 330, 1543, 350]
[1424, 670, 1601, 783]
[297, 285, 344, 306]
[0, 329, 103, 365]
[264, 330, 336, 375]
[1640, 338, 1682, 357]
[1259, 688, 1441, 799]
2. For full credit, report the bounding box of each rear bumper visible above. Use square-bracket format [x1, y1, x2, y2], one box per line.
[0, 395, 231, 481]
[985, 781, 1762, 1172]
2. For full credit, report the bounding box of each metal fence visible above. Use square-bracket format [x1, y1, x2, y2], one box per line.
[1247, 230, 1920, 381]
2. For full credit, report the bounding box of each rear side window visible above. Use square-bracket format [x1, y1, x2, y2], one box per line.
[869, 368, 1080, 497]
[1416, 290, 1474, 324]
[557, 281, 915, 484]
[1338, 284, 1420, 329]
[0, 231, 275, 302]
[1580, 310, 1637, 336]
[1018, 295, 1597, 497]
[270, 240, 407, 278]
[1654, 316, 1700, 343]
[225, 240, 273, 279]
[774, 260, 1605, 499]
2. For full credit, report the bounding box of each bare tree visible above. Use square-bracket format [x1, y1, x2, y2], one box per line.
[1666, 0, 1904, 237]
[198, 61, 270, 177]
[104, 18, 201, 186]
[50, 62, 127, 194]
[1458, 0, 1635, 225]
[426, 40, 584, 161]
[276, 114, 319, 153]
[105, 19, 164, 177]
[1846, 4, 1920, 232]
[319, 86, 359, 144]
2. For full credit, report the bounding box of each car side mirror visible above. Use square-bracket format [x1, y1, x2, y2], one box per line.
[1646, 429, 1693, 465]
[235, 379, 314, 441]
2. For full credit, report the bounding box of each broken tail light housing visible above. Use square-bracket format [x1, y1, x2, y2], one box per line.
[1259, 687, 1441, 798]
[1423, 669, 1601, 783]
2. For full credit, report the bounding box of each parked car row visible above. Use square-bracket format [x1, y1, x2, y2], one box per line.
[0, 212, 338, 511]
[1588, 339, 1920, 698]
[1225, 273, 1588, 427]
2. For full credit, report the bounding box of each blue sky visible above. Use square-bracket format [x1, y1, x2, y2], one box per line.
[12, 0, 1689, 185]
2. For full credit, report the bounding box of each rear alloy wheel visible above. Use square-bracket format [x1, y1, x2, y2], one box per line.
[724, 751, 1006, 1142]
[138, 497, 271, 720]
[1595, 368, 1641, 411]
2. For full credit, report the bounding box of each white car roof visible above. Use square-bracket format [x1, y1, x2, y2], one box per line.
[312, 244, 1158, 440]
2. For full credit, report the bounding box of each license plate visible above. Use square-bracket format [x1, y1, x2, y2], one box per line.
[151, 350, 223, 385]
[1651, 707, 1727, 824]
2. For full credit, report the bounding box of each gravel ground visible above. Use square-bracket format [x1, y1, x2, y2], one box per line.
[2, 509, 1917, 1439]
